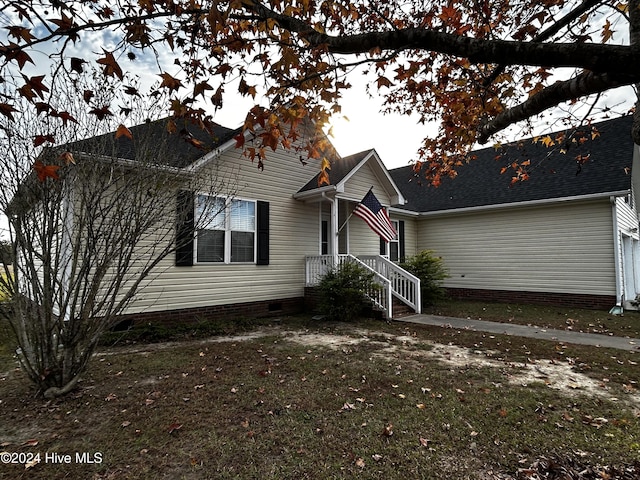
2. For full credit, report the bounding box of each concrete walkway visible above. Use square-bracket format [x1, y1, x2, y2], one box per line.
[398, 314, 640, 352]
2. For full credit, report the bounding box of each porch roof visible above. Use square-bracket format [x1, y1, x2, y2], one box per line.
[295, 149, 405, 205]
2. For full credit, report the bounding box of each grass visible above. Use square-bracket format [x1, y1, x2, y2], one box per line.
[0, 306, 638, 480]
[425, 299, 640, 338]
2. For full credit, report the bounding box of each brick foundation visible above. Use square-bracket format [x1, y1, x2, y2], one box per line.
[119, 296, 305, 328]
[446, 288, 616, 310]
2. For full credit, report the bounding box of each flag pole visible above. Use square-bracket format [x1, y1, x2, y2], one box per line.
[336, 187, 374, 236]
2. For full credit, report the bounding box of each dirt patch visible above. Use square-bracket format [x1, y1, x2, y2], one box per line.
[284, 329, 640, 407]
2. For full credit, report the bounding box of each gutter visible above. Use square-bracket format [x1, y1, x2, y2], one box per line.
[408, 190, 632, 218]
[292, 185, 338, 201]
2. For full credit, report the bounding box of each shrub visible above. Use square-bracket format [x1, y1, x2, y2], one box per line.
[400, 250, 448, 306]
[316, 261, 379, 321]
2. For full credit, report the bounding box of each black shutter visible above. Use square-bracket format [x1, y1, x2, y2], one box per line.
[399, 220, 406, 263]
[380, 237, 386, 256]
[175, 190, 194, 266]
[256, 201, 269, 265]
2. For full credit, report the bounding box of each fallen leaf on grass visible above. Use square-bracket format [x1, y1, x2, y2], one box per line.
[25, 456, 40, 469]
[22, 439, 38, 447]
[381, 423, 393, 437]
[168, 422, 182, 434]
[121, 421, 131, 428]
[105, 393, 117, 401]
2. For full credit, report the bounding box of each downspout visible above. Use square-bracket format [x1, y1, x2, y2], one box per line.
[610, 196, 624, 314]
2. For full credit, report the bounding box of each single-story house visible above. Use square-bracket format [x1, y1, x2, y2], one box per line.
[20, 114, 640, 323]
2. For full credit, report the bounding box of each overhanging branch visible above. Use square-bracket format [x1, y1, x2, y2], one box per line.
[477, 71, 639, 144]
[242, 0, 640, 75]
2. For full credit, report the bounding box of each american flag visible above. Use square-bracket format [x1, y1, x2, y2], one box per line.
[353, 189, 397, 242]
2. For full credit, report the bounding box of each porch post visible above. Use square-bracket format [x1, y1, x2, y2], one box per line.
[332, 196, 339, 264]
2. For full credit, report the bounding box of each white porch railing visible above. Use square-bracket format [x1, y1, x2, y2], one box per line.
[359, 255, 422, 314]
[305, 254, 393, 319]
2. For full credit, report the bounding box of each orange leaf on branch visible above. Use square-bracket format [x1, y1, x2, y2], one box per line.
[115, 124, 133, 140]
[58, 152, 75, 165]
[158, 73, 183, 92]
[96, 50, 124, 80]
[33, 135, 55, 147]
[33, 161, 61, 182]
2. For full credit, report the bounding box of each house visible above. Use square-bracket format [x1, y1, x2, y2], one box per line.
[31, 113, 640, 325]
[388, 114, 640, 311]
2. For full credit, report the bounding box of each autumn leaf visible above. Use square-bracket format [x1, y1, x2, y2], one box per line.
[158, 72, 183, 92]
[70, 57, 85, 73]
[21, 439, 39, 447]
[0, 103, 18, 120]
[33, 135, 55, 147]
[193, 81, 213, 98]
[52, 111, 77, 125]
[58, 151, 75, 165]
[115, 124, 133, 140]
[238, 78, 257, 98]
[168, 422, 183, 434]
[6, 26, 36, 44]
[33, 161, 61, 182]
[180, 129, 205, 149]
[381, 423, 394, 437]
[89, 106, 113, 120]
[234, 132, 245, 148]
[97, 50, 124, 80]
[376, 76, 393, 88]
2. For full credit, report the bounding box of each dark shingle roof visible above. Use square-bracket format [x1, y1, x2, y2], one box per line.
[68, 117, 240, 168]
[390, 115, 635, 213]
[298, 150, 373, 192]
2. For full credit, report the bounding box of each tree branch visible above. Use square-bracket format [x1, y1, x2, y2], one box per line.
[242, 0, 640, 75]
[477, 71, 635, 143]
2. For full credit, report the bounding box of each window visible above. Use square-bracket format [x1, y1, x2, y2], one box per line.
[195, 195, 256, 263]
[388, 220, 400, 262]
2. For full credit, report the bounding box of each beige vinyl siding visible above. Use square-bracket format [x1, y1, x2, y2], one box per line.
[348, 199, 382, 255]
[338, 161, 396, 255]
[123, 145, 321, 314]
[417, 200, 616, 296]
[342, 161, 392, 205]
[390, 213, 419, 259]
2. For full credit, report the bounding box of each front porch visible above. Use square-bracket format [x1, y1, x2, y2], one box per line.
[305, 254, 421, 319]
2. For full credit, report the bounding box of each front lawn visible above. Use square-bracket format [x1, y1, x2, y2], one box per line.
[0, 316, 638, 479]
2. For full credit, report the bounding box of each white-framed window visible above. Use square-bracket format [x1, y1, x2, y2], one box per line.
[388, 220, 400, 262]
[195, 195, 256, 263]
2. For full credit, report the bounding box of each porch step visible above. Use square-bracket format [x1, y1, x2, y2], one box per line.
[392, 297, 414, 319]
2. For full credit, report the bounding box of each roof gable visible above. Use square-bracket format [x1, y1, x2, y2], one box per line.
[298, 149, 405, 205]
[390, 115, 635, 213]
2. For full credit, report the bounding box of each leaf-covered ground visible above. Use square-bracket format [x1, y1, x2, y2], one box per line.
[1, 316, 638, 479]
[425, 300, 640, 338]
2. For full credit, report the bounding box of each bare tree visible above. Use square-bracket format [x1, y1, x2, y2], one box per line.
[0, 71, 238, 398]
